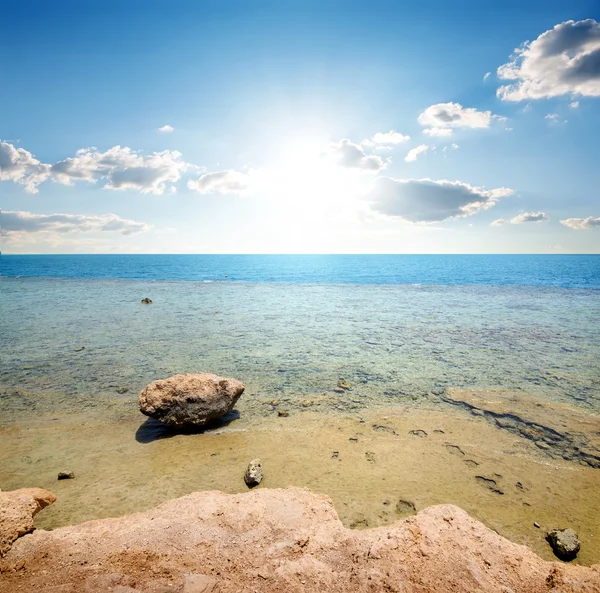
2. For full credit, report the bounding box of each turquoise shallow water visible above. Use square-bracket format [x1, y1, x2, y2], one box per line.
[1, 277, 599, 417]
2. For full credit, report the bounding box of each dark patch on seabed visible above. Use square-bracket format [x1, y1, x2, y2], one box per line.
[440, 391, 600, 469]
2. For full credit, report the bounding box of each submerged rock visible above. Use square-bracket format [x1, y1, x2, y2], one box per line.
[74, 346, 85, 352]
[57, 471, 75, 480]
[139, 373, 245, 427]
[244, 459, 263, 488]
[141, 298, 153, 304]
[547, 528, 580, 561]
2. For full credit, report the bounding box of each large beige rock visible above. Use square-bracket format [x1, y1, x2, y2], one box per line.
[0, 488, 56, 557]
[1, 487, 600, 592]
[139, 373, 245, 426]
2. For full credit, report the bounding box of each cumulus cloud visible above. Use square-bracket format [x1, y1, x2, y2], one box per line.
[418, 102, 500, 136]
[158, 125, 174, 133]
[51, 146, 191, 194]
[570, 100, 580, 108]
[560, 216, 600, 229]
[511, 211, 549, 223]
[367, 178, 514, 223]
[187, 169, 252, 194]
[1, 211, 151, 236]
[497, 19, 600, 101]
[328, 139, 386, 171]
[370, 130, 410, 145]
[492, 212, 549, 225]
[405, 144, 430, 162]
[423, 127, 453, 137]
[0, 141, 50, 193]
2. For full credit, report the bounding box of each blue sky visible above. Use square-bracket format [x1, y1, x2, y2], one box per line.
[1, 0, 599, 253]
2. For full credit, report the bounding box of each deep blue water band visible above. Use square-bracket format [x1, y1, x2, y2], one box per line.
[1, 254, 599, 289]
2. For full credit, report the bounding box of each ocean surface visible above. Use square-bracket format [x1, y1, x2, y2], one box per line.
[2, 254, 600, 288]
[1, 254, 600, 563]
[1, 254, 599, 416]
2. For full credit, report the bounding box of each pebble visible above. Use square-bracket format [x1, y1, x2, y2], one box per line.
[277, 410, 289, 417]
[534, 522, 540, 528]
[74, 346, 85, 352]
[58, 471, 75, 480]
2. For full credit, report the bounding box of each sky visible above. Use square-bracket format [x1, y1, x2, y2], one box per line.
[1, 0, 599, 254]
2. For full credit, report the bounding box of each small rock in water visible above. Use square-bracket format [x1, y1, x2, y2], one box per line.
[116, 387, 129, 394]
[337, 379, 351, 390]
[74, 346, 85, 352]
[141, 298, 153, 304]
[534, 522, 540, 528]
[546, 528, 580, 561]
[244, 459, 263, 488]
[58, 471, 75, 480]
[277, 409, 289, 417]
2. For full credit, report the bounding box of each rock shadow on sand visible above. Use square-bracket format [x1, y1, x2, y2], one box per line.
[135, 410, 241, 444]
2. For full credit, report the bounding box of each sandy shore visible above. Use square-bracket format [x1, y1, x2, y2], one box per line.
[1, 394, 599, 565]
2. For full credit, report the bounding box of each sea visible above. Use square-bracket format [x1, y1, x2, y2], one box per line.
[1, 254, 600, 563]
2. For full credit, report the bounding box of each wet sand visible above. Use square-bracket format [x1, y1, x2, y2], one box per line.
[1, 395, 599, 565]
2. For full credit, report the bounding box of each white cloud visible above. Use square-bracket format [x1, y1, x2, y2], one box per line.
[511, 211, 549, 223]
[497, 19, 600, 101]
[570, 100, 580, 108]
[423, 127, 454, 137]
[405, 144, 430, 162]
[441, 143, 460, 155]
[371, 130, 410, 145]
[1, 211, 151, 236]
[418, 103, 495, 134]
[492, 212, 550, 225]
[545, 113, 559, 119]
[188, 169, 252, 194]
[51, 146, 191, 194]
[328, 139, 386, 172]
[367, 178, 514, 223]
[483, 72, 491, 81]
[158, 125, 174, 133]
[0, 141, 50, 193]
[560, 216, 600, 229]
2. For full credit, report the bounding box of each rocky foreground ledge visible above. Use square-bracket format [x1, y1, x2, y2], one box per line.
[1, 488, 599, 593]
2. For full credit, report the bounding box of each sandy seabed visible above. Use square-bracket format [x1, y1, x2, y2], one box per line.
[1, 390, 599, 567]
